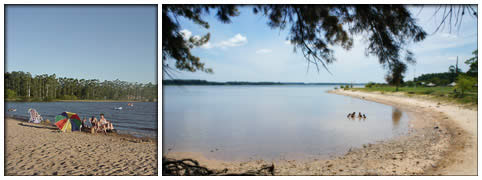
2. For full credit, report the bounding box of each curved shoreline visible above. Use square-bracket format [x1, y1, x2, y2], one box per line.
[328, 89, 477, 175]
[164, 88, 476, 175]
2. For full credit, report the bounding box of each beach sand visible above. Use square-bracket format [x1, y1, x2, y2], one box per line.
[5, 118, 157, 176]
[163, 89, 477, 175]
[330, 89, 477, 175]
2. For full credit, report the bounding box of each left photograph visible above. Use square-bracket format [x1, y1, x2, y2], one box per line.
[4, 5, 158, 175]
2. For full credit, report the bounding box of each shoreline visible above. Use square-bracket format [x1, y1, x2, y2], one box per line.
[163, 89, 477, 175]
[5, 114, 157, 139]
[5, 118, 158, 175]
[327, 89, 477, 175]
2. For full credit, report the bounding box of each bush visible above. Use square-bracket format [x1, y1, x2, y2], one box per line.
[46, 97, 56, 102]
[455, 74, 477, 97]
[365, 82, 376, 88]
[5, 89, 16, 99]
[423, 89, 434, 94]
[32, 97, 43, 102]
[60, 95, 78, 100]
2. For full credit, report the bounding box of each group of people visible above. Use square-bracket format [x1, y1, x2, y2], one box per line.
[82, 113, 115, 133]
[347, 112, 366, 119]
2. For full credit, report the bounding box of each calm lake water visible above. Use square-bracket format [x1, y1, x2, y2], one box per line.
[163, 85, 410, 161]
[5, 102, 157, 137]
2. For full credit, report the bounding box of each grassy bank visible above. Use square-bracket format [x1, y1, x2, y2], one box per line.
[345, 86, 477, 106]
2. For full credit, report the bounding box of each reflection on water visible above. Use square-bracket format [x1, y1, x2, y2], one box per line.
[164, 85, 410, 161]
[392, 107, 402, 129]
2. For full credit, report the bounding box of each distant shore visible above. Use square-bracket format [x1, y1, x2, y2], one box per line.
[163, 79, 365, 86]
[163, 89, 476, 175]
[5, 118, 157, 175]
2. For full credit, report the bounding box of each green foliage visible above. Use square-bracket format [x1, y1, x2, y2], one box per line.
[414, 72, 457, 86]
[455, 74, 477, 97]
[448, 65, 462, 74]
[358, 86, 477, 105]
[60, 95, 78, 100]
[365, 82, 375, 88]
[5, 71, 158, 102]
[5, 89, 16, 99]
[423, 89, 434, 94]
[404, 81, 415, 87]
[385, 61, 407, 91]
[162, 5, 239, 75]
[164, 5, 427, 75]
[465, 49, 478, 76]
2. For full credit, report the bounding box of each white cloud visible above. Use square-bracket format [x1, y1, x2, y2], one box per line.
[199, 33, 248, 49]
[201, 42, 213, 49]
[256, 49, 272, 54]
[218, 34, 248, 49]
[179, 29, 192, 40]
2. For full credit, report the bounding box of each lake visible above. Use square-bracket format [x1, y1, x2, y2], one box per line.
[5, 102, 157, 137]
[163, 85, 410, 161]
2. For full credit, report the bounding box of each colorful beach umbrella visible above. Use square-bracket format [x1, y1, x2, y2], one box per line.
[54, 112, 82, 132]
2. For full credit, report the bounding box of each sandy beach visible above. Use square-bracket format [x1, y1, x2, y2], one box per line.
[5, 118, 157, 176]
[163, 89, 477, 175]
[329, 89, 477, 175]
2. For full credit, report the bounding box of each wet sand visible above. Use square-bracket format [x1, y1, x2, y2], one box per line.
[163, 89, 476, 175]
[5, 118, 157, 175]
[330, 89, 477, 175]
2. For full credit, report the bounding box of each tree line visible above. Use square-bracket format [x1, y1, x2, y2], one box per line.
[163, 79, 364, 86]
[5, 71, 157, 102]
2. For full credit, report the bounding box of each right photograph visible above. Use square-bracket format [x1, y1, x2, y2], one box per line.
[162, 4, 478, 176]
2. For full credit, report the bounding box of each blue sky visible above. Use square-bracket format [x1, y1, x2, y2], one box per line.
[165, 5, 478, 83]
[6, 5, 157, 84]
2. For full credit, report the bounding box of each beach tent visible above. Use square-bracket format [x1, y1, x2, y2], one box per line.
[28, 108, 43, 123]
[55, 112, 82, 132]
[448, 82, 456, 86]
[426, 83, 436, 87]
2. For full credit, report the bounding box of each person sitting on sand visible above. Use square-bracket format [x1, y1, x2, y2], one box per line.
[363, 114, 366, 119]
[358, 112, 362, 118]
[89, 116, 98, 130]
[98, 114, 108, 133]
[351, 112, 356, 118]
[82, 117, 87, 127]
[99, 113, 115, 133]
[347, 113, 351, 118]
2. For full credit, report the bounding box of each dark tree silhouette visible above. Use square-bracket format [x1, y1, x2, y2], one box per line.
[162, 5, 239, 77]
[465, 49, 478, 76]
[162, 5, 476, 76]
[385, 61, 407, 91]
